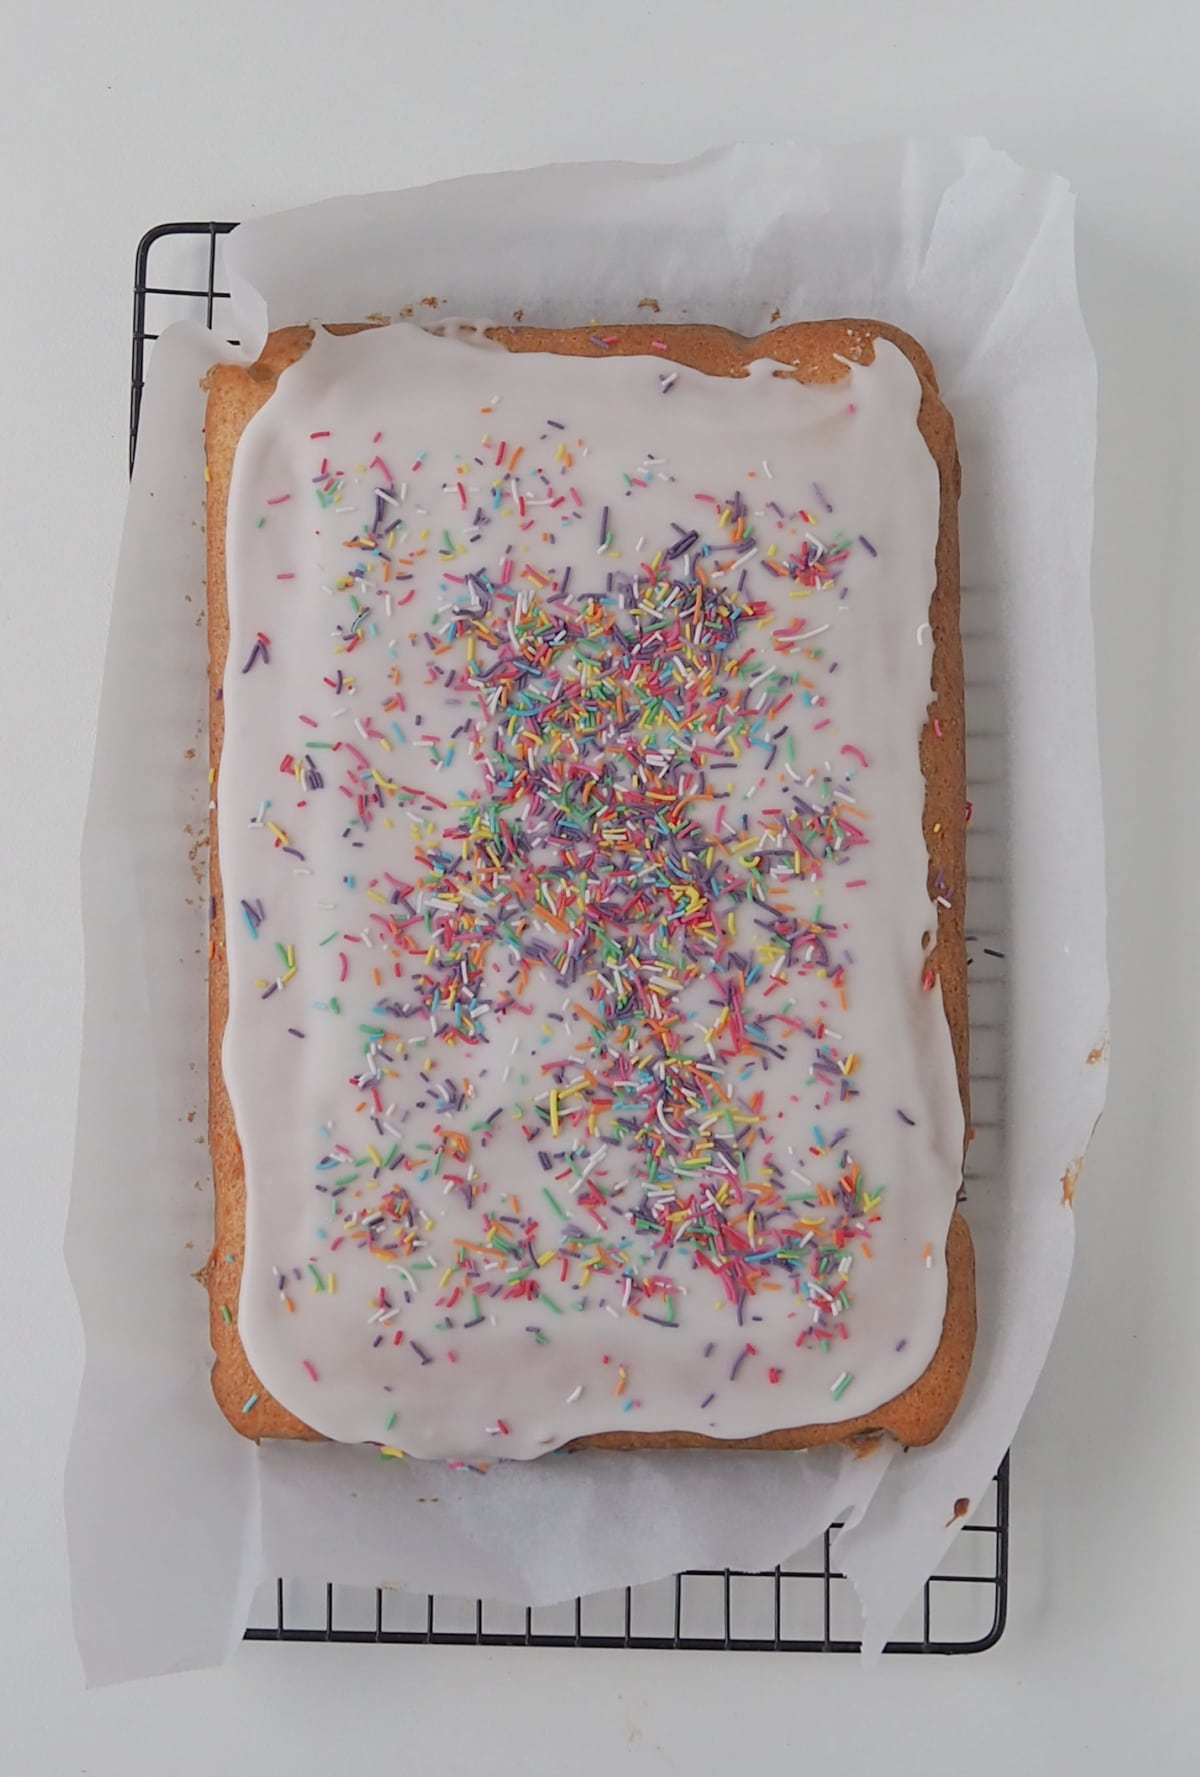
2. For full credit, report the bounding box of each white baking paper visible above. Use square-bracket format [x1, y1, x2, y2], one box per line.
[66, 138, 1105, 1683]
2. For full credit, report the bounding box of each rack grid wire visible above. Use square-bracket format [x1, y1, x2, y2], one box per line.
[132, 220, 1009, 1656]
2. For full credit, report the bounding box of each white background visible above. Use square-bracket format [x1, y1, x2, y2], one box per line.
[0, 1, 1193, 1769]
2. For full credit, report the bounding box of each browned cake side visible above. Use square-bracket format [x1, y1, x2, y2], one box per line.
[201, 319, 973, 1452]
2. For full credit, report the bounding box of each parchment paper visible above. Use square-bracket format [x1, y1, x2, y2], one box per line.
[66, 138, 1105, 1683]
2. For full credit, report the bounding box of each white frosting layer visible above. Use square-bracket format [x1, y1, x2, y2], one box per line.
[219, 323, 963, 1460]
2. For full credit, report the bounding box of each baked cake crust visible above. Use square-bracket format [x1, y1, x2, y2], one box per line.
[201, 319, 973, 1452]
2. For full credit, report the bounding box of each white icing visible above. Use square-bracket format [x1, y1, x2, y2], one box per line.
[219, 323, 963, 1460]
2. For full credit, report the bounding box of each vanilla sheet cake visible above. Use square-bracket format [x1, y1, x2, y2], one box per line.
[202, 318, 974, 1460]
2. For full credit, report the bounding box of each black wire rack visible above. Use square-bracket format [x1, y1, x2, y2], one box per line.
[133, 220, 1010, 1656]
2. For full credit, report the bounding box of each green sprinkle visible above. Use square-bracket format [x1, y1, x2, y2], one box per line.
[319, 930, 339, 946]
[830, 1370, 853, 1401]
[308, 1263, 325, 1291]
[220, 1304, 233, 1325]
[385, 1411, 397, 1431]
[542, 1187, 567, 1219]
[538, 1288, 564, 1315]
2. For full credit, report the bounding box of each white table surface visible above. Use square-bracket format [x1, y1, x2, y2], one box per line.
[2, 0, 1194, 1768]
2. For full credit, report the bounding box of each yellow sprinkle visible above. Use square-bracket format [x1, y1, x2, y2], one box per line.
[439, 1266, 453, 1287]
[267, 821, 288, 842]
[549, 1091, 560, 1135]
[379, 1446, 406, 1460]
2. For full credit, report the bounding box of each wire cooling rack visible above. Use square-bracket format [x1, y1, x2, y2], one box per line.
[133, 220, 1010, 1655]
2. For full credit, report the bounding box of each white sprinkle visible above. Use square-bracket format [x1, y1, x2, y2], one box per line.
[762, 459, 773, 479]
[566, 1385, 584, 1404]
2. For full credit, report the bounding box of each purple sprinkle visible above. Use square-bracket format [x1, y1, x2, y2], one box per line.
[411, 1341, 434, 1366]
[703, 1342, 715, 1359]
[287, 1027, 305, 1039]
[858, 534, 877, 557]
[896, 1108, 916, 1126]
[895, 1338, 908, 1353]
[700, 1393, 716, 1410]
[730, 1346, 751, 1382]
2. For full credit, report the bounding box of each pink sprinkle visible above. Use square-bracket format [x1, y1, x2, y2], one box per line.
[813, 717, 831, 730]
[933, 718, 944, 738]
[372, 431, 383, 444]
[299, 714, 318, 728]
[569, 487, 582, 507]
[338, 952, 348, 982]
[370, 454, 394, 483]
[310, 430, 330, 439]
[302, 1359, 319, 1381]
[276, 572, 295, 581]
[266, 493, 291, 506]
[840, 744, 870, 768]
[650, 340, 667, 351]
[845, 879, 867, 889]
